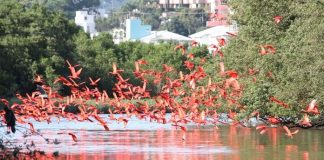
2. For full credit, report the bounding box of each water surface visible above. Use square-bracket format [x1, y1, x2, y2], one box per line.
[5, 114, 324, 160]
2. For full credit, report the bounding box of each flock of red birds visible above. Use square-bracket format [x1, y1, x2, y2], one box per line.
[0, 15, 320, 145]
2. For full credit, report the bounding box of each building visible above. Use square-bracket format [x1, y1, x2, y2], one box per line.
[140, 30, 192, 43]
[75, 8, 108, 38]
[126, 18, 152, 40]
[75, 8, 98, 34]
[206, 0, 230, 27]
[159, 0, 231, 27]
[189, 25, 237, 46]
[159, 0, 209, 9]
[112, 28, 126, 44]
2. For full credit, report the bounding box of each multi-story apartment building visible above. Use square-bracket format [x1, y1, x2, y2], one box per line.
[75, 9, 98, 34]
[159, 0, 209, 9]
[159, 0, 230, 27]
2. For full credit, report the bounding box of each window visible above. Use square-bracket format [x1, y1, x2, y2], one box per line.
[84, 16, 87, 20]
[221, 0, 228, 5]
[86, 26, 90, 32]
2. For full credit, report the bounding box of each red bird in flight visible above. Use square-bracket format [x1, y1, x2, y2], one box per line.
[273, 16, 283, 24]
[66, 60, 82, 79]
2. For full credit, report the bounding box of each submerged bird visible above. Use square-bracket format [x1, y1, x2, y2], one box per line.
[4, 105, 16, 133]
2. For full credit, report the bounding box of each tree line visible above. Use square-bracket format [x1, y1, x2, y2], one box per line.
[224, 0, 324, 121]
[0, 0, 210, 97]
[0, 0, 323, 123]
[95, 0, 208, 36]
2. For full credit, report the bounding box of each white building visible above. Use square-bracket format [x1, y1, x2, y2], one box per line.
[74, 9, 99, 37]
[140, 30, 192, 43]
[97, 9, 108, 18]
[159, 0, 209, 9]
[189, 25, 237, 46]
[112, 28, 126, 44]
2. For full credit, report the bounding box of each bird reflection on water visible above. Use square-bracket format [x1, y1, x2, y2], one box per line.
[8, 118, 324, 160]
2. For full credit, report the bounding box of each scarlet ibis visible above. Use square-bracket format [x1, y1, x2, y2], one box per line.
[66, 60, 82, 79]
[191, 40, 198, 47]
[226, 32, 237, 37]
[259, 45, 276, 55]
[217, 38, 226, 46]
[34, 75, 44, 85]
[273, 16, 282, 24]
[89, 77, 101, 86]
[269, 96, 289, 108]
[299, 114, 312, 127]
[174, 44, 186, 55]
[302, 100, 320, 115]
[282, 125, 299, 138]
[256, 125, 267, 134]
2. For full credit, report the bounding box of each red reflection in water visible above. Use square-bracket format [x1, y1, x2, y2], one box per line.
[30, 126, 322, 160]
[285, 145, 298, 160]
[51, 128, 230, 160]
[303, 151, 309, 160]
[271, 127, 278, 146]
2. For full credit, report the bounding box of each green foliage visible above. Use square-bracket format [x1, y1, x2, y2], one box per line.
[20, 0, 100, 18]
[0, 1, 80, 96]
[0, 0, 212, 98]
[74, 32, 117, 92]
[73, 32, 202, 96]
[96, 0, 162, 31]
[4, 0, 322, 124]
[161, 18, 188, 36]
[225, 0, 324, 118]
[96, 0, 207, 36]
[96, 15, 122, 32]
[160, 8, 208, 36]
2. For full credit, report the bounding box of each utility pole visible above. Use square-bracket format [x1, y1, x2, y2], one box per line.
[111, 0, 114, 11]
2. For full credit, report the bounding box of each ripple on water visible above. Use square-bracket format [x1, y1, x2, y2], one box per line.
[6, 114, 324, 160]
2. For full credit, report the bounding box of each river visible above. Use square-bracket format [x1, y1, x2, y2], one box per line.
[4, 114, 324, 160]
